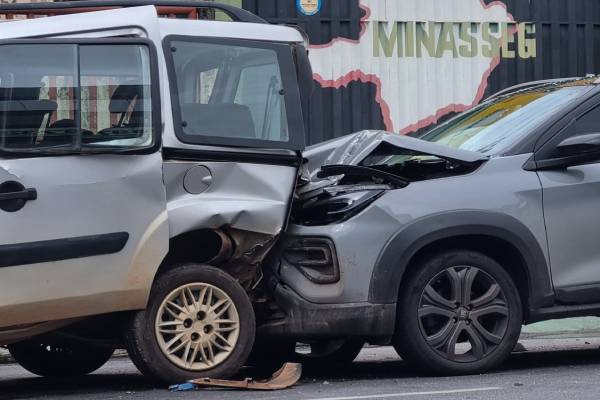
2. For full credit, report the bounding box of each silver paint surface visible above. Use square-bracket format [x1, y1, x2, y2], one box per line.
[277, 152, 549, 305]
[0, 7, 304, 343]
[165, 161, 297, 238]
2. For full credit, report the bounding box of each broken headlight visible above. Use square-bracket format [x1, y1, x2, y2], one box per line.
[293, 185, 388, 226]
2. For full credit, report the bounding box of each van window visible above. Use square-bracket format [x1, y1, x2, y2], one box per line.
[0, 43, 154, 153]
[166, 37, 304, 150]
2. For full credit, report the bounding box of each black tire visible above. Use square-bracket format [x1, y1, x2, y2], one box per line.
[8, 339, 113, 377]
[393, 250, 522, 375]
[124, 264, 255, 384]
[246, 339, 296, 370]
[248, 339, 364, 370]
[295, 339, 365, 365]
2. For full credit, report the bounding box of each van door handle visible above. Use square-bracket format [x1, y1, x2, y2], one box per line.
[0, 181, 37, 212]
[0, 188, 37, 202]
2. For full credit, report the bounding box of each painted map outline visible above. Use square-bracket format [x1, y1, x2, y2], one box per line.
[309, 0, 515, 134]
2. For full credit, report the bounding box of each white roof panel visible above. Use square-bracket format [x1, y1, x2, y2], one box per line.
[0, 6, 303, 44]
[158, 18, 303, 43]
[0, 6, 160, 39]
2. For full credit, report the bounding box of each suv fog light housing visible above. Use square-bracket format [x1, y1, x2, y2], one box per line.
[283, 238, 340, 284]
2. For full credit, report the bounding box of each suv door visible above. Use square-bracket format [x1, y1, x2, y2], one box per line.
[536, 100, 600, 304]
[0, 39, 168, 329]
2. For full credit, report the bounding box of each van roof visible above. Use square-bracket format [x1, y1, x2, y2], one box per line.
[157, 18, 304, 43]
[0, 0, 265, 23]
[0, 4, 304, 44]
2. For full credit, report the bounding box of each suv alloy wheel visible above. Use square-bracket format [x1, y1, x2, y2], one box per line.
[394, 250, 522, 375]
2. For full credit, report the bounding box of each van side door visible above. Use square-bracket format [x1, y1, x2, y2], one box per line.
[0, 39, 168, 329]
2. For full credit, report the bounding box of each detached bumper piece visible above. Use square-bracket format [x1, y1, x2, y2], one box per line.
[169, 363, 302, 392]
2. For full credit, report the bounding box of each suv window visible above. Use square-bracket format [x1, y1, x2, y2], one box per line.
[166, 37, 304, 150]
[0, 43, 154, 153]
[572, 104, 600, 136]
[537, 102, 600, 161]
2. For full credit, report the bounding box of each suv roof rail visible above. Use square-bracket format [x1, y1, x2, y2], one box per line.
[0, 0, 266, 24]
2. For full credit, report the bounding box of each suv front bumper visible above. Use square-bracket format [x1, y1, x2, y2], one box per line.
[257, 276, 396, 342]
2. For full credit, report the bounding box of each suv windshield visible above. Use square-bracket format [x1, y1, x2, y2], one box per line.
[419, 81, 595, 155]
[166, 37, 304, 150]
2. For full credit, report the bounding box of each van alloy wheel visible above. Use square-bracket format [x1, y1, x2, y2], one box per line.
[126, 265, 255, 384]
[155, 283, 241, 371]
[417, 266, 509, 363]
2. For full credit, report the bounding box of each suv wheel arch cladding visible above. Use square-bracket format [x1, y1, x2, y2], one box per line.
[369, 211, 554, 318]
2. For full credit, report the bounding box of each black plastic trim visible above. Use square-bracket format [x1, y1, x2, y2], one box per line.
[0, 38, 162, 158]
[555, 283, 600, 305]
[318, 164, 409, 187]
[0, 1, 266, 24]
[259, 278, 396, 340]
[163, 35, 306, 151]
[163, 147, 303, 167]
[0, 232, 129, 268]
[369, 211, 555, 311]
[282, 237, 340, 285]
[529, 302, 600, 323]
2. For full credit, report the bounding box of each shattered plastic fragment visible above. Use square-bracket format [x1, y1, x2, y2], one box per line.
[169, 362, 302, 392]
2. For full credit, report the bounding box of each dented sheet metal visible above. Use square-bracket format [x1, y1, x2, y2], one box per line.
[170, 363, 302, 392]
[303, 130, 487, 177]
[164, 161, 298, 238]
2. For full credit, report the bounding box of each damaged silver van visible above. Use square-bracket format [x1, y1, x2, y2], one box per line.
[0, 1, 310, 383]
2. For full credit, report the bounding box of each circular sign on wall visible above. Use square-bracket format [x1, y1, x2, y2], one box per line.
[297, 0, 321, 16]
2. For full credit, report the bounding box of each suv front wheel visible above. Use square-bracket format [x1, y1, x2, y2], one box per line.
[125, 264, 255, 384]
[394, 250, 522, 375]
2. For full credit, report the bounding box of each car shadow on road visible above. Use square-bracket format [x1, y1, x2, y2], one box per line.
[2, 348, 600, 399]
[0, 372, 152, 400]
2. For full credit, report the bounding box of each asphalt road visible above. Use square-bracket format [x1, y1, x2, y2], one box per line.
[2, 337, 600, 400]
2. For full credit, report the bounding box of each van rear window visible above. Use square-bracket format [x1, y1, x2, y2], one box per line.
[164, 36, 305, 151]
[0, 43, 154, 154]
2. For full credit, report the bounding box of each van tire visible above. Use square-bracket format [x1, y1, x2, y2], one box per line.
[8, 339, 113, 377]
[125, 264, 255, 384]
[248, 339, 364, 370]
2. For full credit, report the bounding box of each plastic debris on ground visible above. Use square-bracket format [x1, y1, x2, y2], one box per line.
[169, 362, 302, 392]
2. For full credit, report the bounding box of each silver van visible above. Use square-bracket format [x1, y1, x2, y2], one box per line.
[0, 1, 310, 383]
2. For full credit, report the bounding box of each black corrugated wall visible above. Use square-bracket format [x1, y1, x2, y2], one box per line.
[243, 0, 384, 144]
[243, 0, 600, 144]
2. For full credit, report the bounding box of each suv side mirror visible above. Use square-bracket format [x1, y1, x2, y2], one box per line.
[533, 133, 600, 171]
[557, 133, 600, 154]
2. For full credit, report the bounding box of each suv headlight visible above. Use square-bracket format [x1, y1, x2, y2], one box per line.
[293, 185, 387, 225]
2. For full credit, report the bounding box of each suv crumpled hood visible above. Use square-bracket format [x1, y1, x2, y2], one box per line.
[303, 130, 487, 175]
[293, 130, 488, 226]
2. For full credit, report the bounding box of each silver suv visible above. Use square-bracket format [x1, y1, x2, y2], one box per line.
[259, 76, 600, 375]
[0, 1, 310, 383]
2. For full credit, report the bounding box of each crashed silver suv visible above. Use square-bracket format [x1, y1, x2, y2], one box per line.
[0, 1, 310, 383]
[260, 76, 600, 375]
